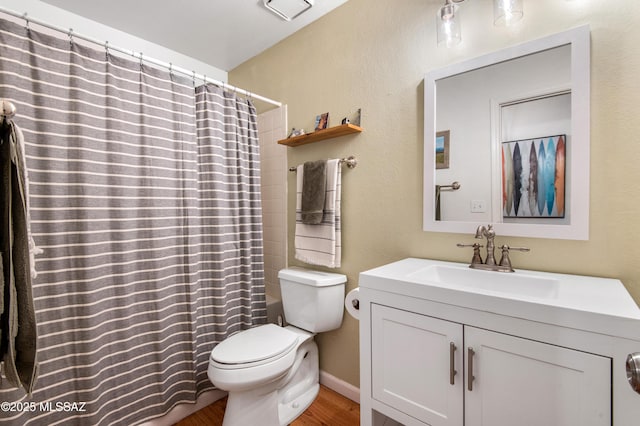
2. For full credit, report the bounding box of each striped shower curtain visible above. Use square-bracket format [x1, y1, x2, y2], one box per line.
[0, 17, 266, 425]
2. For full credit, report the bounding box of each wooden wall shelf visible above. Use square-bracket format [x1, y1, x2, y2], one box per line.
[277, 123, 362, 147]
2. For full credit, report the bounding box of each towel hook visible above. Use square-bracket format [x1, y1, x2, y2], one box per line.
[1, 99, 17, 120]
[1, 99, 17, 133]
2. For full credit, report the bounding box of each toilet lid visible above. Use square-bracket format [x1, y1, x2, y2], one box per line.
[211, 324, 298, 365]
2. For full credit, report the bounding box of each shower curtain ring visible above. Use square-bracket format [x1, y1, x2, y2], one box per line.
[68, 28, 74, 45]
[105, 41, 110, 59]
[192, 71, 196, 86]
[169, 62, 173, 77]
[23, 13, 30, 31]
[139, 52, 143, 70]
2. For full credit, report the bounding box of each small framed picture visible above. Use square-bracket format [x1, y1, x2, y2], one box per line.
[435, 130, 450, 169]
[315, 112, 329, 131]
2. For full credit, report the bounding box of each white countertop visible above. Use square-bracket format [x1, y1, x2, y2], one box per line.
[359, 258, 640, 341]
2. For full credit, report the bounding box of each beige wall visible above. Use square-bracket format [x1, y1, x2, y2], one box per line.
[230, 0, 640, 389]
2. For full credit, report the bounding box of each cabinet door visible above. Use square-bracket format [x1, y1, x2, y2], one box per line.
[464, 326, 611, 426]
[371, 304, 463, 426]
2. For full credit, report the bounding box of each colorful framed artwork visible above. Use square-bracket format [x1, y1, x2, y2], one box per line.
[435, 130, 450, 169]
[502, 134, 566, 218]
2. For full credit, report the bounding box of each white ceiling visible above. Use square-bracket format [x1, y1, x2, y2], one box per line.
[41, 0, 348, 71]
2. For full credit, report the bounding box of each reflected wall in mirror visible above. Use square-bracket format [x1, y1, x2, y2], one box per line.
[423, 25, 590, 240]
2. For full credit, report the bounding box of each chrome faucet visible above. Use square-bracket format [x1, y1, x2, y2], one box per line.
[457, 224, 530, 272]
[474, 225, 496, 266]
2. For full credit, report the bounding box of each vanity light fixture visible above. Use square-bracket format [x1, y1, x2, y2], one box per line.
[263, 0, 314, 21]
[437, 0, 465, 48]
[437, 0, 526, 47]
[493, 0, 524, 26]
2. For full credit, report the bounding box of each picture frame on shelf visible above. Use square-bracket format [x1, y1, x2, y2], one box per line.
[315, 112, 329, 131]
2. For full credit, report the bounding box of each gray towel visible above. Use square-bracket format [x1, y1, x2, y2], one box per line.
[0, 123, 38, 395]
[301, 160, 326, 224]
[295, 159, 342, 268]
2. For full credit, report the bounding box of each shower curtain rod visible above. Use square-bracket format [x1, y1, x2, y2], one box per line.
[0, 6, 283, 108]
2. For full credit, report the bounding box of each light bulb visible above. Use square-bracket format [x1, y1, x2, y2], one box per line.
[494, 0, 524, 26]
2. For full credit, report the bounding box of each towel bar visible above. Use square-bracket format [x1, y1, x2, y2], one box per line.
[289, 155, 357, 172]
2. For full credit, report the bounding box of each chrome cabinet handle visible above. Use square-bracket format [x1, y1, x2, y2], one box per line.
[467, 347, 475, 391]
[450, 342, 457, 385]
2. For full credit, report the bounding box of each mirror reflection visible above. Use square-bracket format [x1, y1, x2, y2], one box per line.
[423, 26, 590, 240]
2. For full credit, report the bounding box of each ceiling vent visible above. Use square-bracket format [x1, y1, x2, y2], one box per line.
[263, 0, 314, 21]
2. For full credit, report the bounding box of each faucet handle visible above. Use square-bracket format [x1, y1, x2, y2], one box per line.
[498, 245, 530, 271]
[502, 245, 530, 253]
[457, 243, 484, 265]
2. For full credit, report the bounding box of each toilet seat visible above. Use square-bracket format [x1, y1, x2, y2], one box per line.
[208, 324, 305, 391]
[211, 324, 299, 369]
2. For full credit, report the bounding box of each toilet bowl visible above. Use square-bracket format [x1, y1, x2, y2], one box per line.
[207, 267, 346, 426]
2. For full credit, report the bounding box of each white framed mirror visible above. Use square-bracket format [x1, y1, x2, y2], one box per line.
[423, 25, 590, 240]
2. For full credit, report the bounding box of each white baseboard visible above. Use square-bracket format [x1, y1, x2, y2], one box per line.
[319, 370, 360, 404]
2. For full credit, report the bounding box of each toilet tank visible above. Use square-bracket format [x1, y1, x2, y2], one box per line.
[278, 267, 346, 333]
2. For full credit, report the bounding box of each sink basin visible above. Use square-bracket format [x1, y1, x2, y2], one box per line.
[359, 258, 640, 341]
[408, 264, 560, 299]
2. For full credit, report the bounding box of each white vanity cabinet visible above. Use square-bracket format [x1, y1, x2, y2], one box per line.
[370, 303, 610, 426]
[359, 258, 640, 426]
[371, 304, 463, 425]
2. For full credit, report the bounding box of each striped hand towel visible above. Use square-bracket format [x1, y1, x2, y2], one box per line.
[295, 159, 341, 268]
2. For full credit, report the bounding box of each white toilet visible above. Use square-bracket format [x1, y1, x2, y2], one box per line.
[207, 267, 346, 426]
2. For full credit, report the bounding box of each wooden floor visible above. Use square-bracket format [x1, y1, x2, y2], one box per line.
[173, 385, 360, 426]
